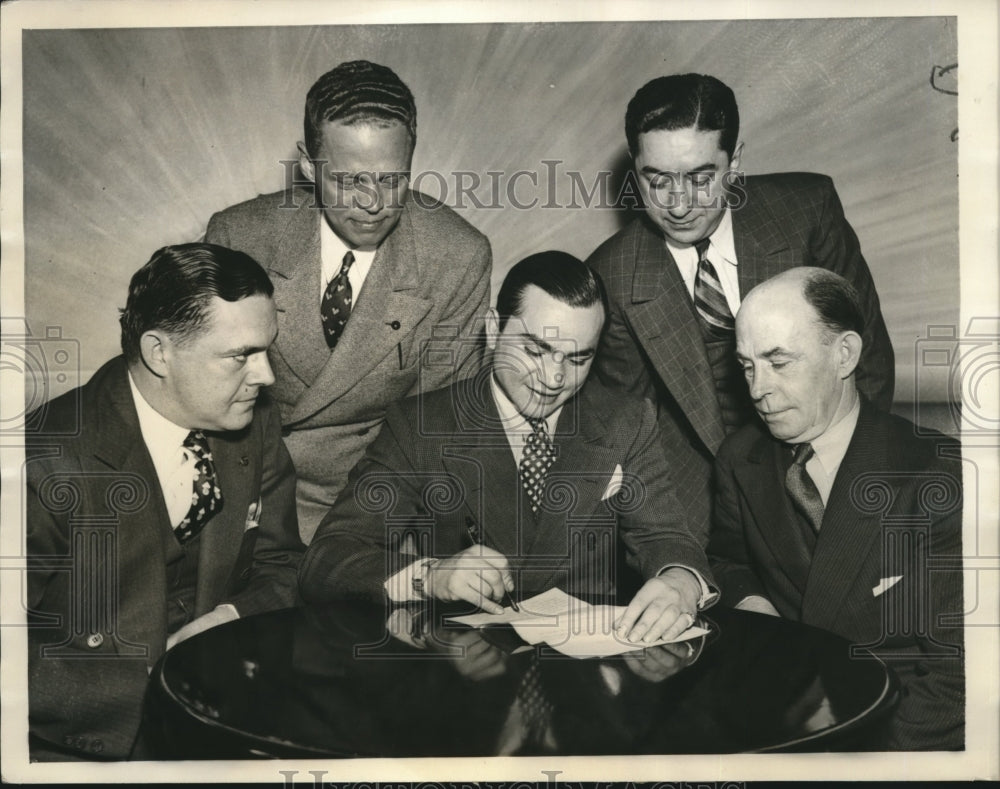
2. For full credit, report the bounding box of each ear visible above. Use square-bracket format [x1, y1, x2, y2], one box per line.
[837, 331, 863, 379]
[484, 308, 501, 350]
[297, 141, 316, 183]
[139, 330, 171, 378]
[729, 141, 745, 171]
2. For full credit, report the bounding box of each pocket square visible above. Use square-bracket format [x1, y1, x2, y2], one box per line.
[872, 575, 903, 597]
[601, 464, 624, 501]
[245, 499, 262, 531]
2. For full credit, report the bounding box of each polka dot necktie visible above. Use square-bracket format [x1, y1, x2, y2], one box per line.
[516, 652, 554, 749]
[519, 418, 556, 513]
[174, 431, 223, 544]
[786, 442, 825, 532]
[692, 238, 734, 334]
[321, 250, 355, 349]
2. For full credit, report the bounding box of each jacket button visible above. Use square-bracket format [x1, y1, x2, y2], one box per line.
[86, 633, 104, 648]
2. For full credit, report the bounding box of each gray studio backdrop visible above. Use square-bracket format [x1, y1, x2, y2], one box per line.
[22, 17, 958, 413]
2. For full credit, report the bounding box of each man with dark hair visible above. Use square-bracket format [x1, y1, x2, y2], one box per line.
[26, 243, 304, 760]
[206, 60, 492, 542]
[587, 73, 894, 545]
[300, 251, 716, 645]
[709, 267, 963, 750]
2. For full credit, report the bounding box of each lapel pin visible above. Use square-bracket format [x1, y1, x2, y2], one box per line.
[239, 456, 249, 466]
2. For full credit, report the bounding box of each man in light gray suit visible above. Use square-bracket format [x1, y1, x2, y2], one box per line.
[207, 60, 492, 541]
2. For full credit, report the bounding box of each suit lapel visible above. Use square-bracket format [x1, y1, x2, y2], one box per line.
[267, 202, 330, 386]
[439, 382, 522, 558]
[624, 219, 725, 452]
[289, 204, 433, 424]
[736, 432, 814, 599]
[732, 178, 796, 296]
[90, 361, 170, 657]
[802, 403, 884, 628]
[196, 428, 254, 614]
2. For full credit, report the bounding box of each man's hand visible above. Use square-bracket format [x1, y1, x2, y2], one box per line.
[166, 604, 239, 650]
[427, 545, 513, 614]
[735, 595, 780, 617]
[615, 567, 701, 644]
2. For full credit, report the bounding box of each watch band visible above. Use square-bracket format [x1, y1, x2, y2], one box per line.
[411, 557, 438, 599]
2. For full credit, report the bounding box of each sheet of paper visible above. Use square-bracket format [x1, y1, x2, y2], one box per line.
[446, 587, 710, 657]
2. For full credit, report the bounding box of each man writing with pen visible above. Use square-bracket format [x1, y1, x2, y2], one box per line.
[299, 252, 717, 644]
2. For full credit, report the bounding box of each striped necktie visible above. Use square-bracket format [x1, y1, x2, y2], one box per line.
[692, 238, 734, 333]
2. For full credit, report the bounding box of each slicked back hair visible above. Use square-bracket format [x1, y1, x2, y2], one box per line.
[496, 251, 605, 332]
[625, 73, 739, 158]
[801, 268, 865, 341]
[120, 243, 274, 363]
[304, 60, 417, 158]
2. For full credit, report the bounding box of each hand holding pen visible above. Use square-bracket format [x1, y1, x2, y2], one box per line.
[465, 518, 520, 612]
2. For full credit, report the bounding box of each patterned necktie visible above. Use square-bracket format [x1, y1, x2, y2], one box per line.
[519, 418, 556, 514]
[321, 250, 355, 349]
[516, 652, 555, 750]
[175, 431, 224, 543]
[785, 442, 825, 532]
[692, 238, 734, 333]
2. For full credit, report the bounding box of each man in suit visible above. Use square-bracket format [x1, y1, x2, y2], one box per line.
[587, 73, 894, 545]
[26, 244, 304, 760]
[300, 251, 716, 645]
[205, 60, 492, 542]
[709, 267, 963, 750]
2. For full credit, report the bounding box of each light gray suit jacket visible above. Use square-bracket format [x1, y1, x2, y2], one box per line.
[206, 187, 492, 542]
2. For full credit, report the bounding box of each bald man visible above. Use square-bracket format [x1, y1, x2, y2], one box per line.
[709, 267, 963, 750]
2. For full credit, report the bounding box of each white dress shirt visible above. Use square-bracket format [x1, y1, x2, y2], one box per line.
[665, 207, 741, 317]
[319, 217, 376, 304]
[128, 372, 198, 529]
[805, 395, 861, 507]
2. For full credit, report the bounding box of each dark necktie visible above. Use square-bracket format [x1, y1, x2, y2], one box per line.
[175, 431, 223, 543]
[519, 418, 556, 514]
[516, 652, 555, 751]
[321, 250, 355, 349]
[785, 442, 825, 532]
[692, 238, 734, 333]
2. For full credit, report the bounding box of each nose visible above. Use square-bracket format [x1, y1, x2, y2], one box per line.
[539, 352, 566, 389]
[666, 186, 693, 218]
[353, 175, 385, 215]
[247, 352, 275, 387]
[746, 363, 770, 402]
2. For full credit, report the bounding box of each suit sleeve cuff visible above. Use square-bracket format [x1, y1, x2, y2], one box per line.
[657, 564, 719, 610]
[384, 558, 427, 603]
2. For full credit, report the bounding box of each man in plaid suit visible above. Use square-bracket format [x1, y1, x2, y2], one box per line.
[586, 73, 893, 546]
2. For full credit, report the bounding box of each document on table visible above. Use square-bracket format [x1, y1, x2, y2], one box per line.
[446, 588, 710, 658]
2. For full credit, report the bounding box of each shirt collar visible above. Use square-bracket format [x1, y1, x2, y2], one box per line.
[489, 373, 562, 436]
[319, 216, 377, 277]
[128, 370, 190, 471]
[663, 206, 737, 266]
[810, 394, 861, 477]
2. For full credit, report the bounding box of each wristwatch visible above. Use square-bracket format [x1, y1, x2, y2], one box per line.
[411, 557, 439, 599]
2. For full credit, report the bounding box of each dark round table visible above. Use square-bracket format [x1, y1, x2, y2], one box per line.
[142, 602, 898, 758]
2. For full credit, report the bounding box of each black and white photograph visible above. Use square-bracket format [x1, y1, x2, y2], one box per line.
[1, 0, 996, 783]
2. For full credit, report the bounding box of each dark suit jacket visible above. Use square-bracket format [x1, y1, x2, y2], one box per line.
[587, 173, 894, 544]
[206, 187, 492, 542]
[26, 357, 304, 759]
[709, 400, 964, 750]
[299, 375, 713, 604]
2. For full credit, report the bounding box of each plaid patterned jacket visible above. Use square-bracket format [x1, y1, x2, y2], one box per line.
[586, 172, 894, 545]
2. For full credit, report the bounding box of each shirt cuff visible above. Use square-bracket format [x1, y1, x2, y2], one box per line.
[384, 557, 427, 603]
[657, 564, 719, 610]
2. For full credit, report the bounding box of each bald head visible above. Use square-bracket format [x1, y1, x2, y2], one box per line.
[735, 268, 863, 443]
